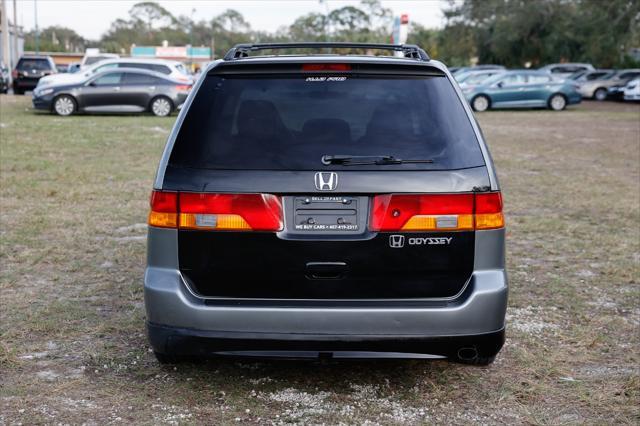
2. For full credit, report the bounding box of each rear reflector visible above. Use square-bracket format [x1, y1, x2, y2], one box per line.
[302, 63, 352, 71]
[370, 192, 503, 231]
[148, 191, 283, 231]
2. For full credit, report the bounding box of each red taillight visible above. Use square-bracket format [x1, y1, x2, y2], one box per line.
[148, 191, 283, 232]
[369, 192, 504, 231]
[474, 192, 504, 229]
[302, 63, 351, 72]
[11, 70, 18, 79]
[148, 191, 178, 228]
[175, 84, 191, 92]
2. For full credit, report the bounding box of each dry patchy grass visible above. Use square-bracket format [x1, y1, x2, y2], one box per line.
[1, 95, 639, 424]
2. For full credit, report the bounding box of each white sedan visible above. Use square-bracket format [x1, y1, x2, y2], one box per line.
[623, 78, 640, 101]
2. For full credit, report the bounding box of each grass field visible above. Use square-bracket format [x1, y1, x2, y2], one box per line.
[1, 95, 639, 424]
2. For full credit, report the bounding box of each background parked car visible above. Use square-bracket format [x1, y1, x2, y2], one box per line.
[455, 69, 506, 87]
[0, 62, 9, 93]
[38, 57, 192, 88]
[568, 69, 615, 83]
[12, 55, 57, 95]
[623, 78, 640, 101]
[577, 69, 640, 100]
[539, 63, 594, 79]
[453, 64, 505, 75]
[80, 51, 119, 68]
[463, 70, 581, 112]
[32, 68, 191, 117]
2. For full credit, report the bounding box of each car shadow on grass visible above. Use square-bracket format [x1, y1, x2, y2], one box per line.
[153, 354, 473, 387]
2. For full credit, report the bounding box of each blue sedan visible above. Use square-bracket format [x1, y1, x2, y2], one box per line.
[461, 70, 582, 112]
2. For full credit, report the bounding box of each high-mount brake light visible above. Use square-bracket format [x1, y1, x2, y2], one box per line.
[302, 63, 351, 71]
[147, 191, 284, 231]
[369, 192, 503, 231]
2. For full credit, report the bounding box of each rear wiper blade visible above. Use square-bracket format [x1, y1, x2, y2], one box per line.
[321, 155, 434, 166]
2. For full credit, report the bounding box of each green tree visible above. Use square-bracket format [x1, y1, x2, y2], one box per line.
[439, 0, 640, 67]
[209, 9, 253, 58]
[128, 2, 176, 33]
[24, 26, 86, 52]
[288, 13, 328, 42]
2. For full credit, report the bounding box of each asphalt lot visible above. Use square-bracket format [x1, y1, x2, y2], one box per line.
[0, 96, 639, 424]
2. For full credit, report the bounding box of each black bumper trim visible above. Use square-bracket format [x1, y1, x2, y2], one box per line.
[147, 322, 505, 359]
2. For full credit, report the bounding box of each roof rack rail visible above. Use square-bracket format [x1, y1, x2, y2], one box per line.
[223, 42, 430, 61]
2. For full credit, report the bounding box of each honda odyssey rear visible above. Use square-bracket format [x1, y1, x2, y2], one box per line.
[145, 43, 507, 365]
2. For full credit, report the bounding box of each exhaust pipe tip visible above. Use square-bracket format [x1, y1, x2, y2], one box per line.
[457, 347, 478, 361]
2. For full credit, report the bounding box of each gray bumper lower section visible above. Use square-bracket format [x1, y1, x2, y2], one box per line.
[144, 268, 507, 337]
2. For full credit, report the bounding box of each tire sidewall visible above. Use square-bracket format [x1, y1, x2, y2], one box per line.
[549, 94, 566, 111]
[594, 88, 607, 101]
[53, 94, 76, 116]
[150, 96, 173, 117]
[472, 95, 490, 112]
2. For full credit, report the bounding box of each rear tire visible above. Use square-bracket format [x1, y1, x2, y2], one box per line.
[53, 94, 77, 116]
[593, 88, 607, 101]
[471, 95, 490, 112]
[150, 96, 173, 117]
[548, 94, 567, 111]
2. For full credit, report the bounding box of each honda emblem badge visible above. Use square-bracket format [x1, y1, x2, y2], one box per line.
[314, 172, 338, 191]
[389, 235, 405, 248]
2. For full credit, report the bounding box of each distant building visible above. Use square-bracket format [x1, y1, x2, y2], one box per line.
[0, 27, 24, 67]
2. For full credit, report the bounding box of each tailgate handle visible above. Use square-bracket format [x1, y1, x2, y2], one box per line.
[306, 262, 348, 280]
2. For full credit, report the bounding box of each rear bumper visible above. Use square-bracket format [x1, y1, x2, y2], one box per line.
[144, 267, 508, 354]
[14, 79, 39, 89]
[567, 93, 582, 105]
[144, 226, 507, 357]
[148, 321, 505, 359]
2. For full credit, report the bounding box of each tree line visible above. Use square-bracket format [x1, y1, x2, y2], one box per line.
[24, 0, 639, 68]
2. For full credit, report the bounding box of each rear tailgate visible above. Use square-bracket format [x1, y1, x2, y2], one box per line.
[155, 61, 499, 300]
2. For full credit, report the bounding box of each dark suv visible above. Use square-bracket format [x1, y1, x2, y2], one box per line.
[145, 43, 507, 365]
[12, 55, 56, 94]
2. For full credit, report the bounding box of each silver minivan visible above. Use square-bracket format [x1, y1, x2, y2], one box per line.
[145, 43, 508, 365]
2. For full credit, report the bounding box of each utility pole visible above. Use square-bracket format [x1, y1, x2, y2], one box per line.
[11, 0, 16, 67]
[34, 0, 38, 54]
[1, 0, 11, 74]
[189, 8, 195, 70]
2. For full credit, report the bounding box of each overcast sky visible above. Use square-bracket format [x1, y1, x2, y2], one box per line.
[8, 0, 450, 40]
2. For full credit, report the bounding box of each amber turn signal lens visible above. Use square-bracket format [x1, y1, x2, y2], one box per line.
[148, 211, 177, 228]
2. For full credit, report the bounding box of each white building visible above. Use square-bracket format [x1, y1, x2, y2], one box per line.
[0, 26, 24, 68]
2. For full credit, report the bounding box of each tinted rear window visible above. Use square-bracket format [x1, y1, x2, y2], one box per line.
[123, 73, 162, 85]
[169, 73, 484, 170]
[17, 58, 52, 71]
